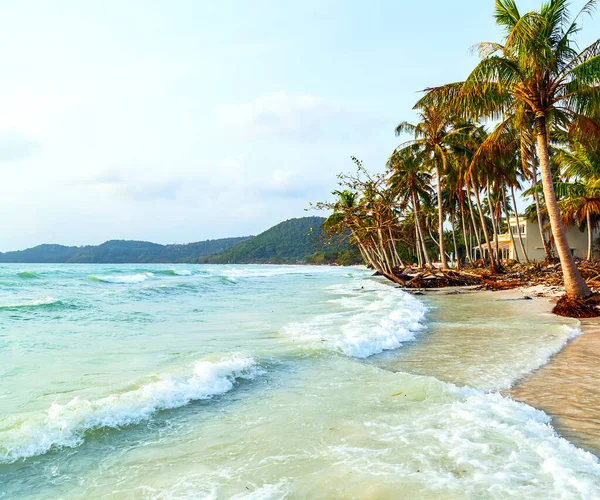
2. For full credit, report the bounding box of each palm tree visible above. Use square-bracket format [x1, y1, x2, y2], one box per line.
[420, 0, 600, 299]
[388, 148, 434, 267]
[557, 143, 600, 260]
[395, 107, 471, 269]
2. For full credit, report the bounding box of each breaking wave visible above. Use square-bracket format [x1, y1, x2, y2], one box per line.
[16, 271, 40, 279]
[327, 373, 600, 498]
[0, 355, 262, 464]
[283, 280, 426, 358]
[0, 297, 61, 310]
[88, 272, 154, 284]
[155, 269, 194, 276]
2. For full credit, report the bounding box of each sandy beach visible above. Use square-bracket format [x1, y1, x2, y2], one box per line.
[428, 284, 600, 457]
[509, 304, 600, 455]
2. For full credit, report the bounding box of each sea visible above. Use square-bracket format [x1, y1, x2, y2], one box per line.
[1, 264, 599, 499]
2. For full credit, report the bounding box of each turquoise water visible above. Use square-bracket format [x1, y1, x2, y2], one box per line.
[1, 264, 599, 499]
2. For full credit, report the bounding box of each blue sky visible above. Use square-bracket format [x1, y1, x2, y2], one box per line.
[0, 0, 596, 250]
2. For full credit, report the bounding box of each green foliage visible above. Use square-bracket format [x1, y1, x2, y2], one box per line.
[202, 217, 361, 265]
[336, 246, 363, 266]
[0, 237, 251, 264]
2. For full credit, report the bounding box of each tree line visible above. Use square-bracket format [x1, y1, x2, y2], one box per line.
[316, 0, 600, 301]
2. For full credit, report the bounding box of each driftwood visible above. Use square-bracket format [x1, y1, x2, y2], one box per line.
[553, 294, 600, 318]
[387, 260, 600, 318]
[390, 268, 481, 289]
[389, 260, 600, 293]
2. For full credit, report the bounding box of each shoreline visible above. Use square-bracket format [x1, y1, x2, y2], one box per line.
[508, 309, 600, 456]
[414, 283, 600, 456]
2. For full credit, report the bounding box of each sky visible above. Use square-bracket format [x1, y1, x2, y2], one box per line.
[0, 0, 596, 250]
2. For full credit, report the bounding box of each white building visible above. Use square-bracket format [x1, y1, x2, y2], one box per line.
[475, 216, 596, 262]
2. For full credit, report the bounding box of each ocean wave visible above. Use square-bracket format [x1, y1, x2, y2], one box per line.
[220, 266, 339, 280]
[330, 375, 600, 498]
[0, 297, 60, 310]
[88, 272, 154, 284]
[283, 280, 426, 358]
[494, 325, 583, 391]
[16, 271, 40, 279]
[0, 355, 262, 464]
[154, 269, 194, 277]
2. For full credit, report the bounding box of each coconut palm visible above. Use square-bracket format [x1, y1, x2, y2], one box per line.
[420, 0, 600, 299]
[395, 107, 472, 269]
[557, 143, 600, 260]
[388, 148, 434, 267]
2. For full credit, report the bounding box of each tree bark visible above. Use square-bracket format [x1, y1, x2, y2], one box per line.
[531, 161, 551, 259]
[451, 210, 460, 269]
[535, 112, 590, 299]
[511, 186, 530, 263]
[435, 161, 448, 269]
[471, 176, 498, 273]
[459, 201, 473, 264]
[387, 226, 403, 268]
[587, 209, 593, 262]
[487, 181, 500, 260]
[467, 187, 483, 260]
[502, 189, 519, 263]
[415, 225, 423, 267]
[412, 191, 432, 267]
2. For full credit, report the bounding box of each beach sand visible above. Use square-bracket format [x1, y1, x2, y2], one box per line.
[413, 284, 600, 455]
[481, 286, 600, 456]
[509, 313, 600, 455]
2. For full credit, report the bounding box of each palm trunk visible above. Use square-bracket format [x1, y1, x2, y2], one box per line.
[535, 113, 590, 299]
[502, 189, 519, 263]
[355, 239, 372, 267]
[531, 161, 551, 259]
[471, 176, 498, 273]
[350, 230, 376, 269]
[587, 209, 593, 262]
[467, 188, 483, 260]
[435, 161, 448, 269]
[368, 236, 384, 267]
[414, 222, 423, 268]
[412, 191, 432, 267]
[511, 186, 530, 263]
[487, 182, 500, 260]
[451, 210, 460, 270]
[459, 202, 473, 264]
[387, 226, 404, 268]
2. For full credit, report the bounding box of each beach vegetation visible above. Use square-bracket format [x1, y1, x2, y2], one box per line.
[315, 0, 600, 304]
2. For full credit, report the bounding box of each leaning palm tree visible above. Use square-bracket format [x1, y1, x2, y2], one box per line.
[420, 0, 600, 299]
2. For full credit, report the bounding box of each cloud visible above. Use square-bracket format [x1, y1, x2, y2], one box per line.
[218, 91, 374, 141]
[0, 132, 42, 163]
[120, 180, 183, 201]
[255, 168, 316, 199]
[270, 168, 293, 189]
[79, 169, 185, 202]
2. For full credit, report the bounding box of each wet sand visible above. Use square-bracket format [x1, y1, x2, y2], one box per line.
[413, 286, 600, 456]
[509, 315, 600, 455]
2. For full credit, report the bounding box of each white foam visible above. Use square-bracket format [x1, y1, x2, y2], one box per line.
[284, 280, 426, 358]
[220, 266, 338, 280]
[325, 374, 600, 498]
[91, 272, 154, 284]
[230, 481, 290, 500]
[493, 324, 584, 391]
[0, 296, 59, 309]
[0, 355, 261, 464]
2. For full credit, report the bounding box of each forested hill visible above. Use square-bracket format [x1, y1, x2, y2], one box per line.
[201, 216, 361, 265]
[0, 237, 250, 263]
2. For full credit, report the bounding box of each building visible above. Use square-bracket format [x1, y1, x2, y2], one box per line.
[475, 216, 596, 262]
